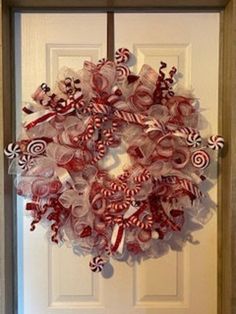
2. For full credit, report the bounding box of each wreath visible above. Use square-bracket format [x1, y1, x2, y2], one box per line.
[5, 48, 224, 273]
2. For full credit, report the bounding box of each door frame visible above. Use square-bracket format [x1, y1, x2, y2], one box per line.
[1, 1, 235, 314]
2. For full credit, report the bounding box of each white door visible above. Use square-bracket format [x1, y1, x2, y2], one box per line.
[15, 12, 219, 314]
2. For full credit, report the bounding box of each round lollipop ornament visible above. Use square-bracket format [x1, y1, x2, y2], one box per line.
[207, 135, 224, 150]
[26, 139, 47, 156]
[191, 149, 210, 169]
[116, 64, 130, 82]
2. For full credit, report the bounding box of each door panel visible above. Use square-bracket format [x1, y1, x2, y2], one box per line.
[15, 12, 219, 314]
[115, 13, 219, 314]
[15, 13, 107, 314]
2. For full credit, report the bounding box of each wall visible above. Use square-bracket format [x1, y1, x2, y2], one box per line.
[0, 1, 5, 313]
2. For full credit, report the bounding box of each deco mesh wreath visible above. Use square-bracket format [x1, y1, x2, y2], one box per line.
[5, 48, 224, 273]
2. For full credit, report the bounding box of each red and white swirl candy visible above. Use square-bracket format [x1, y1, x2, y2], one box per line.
[207, 135, 224, 150]
[18, 155, 34, 171]
[97, 58, 107, 68]
[4, 143, 21, 159]
[89, 256, 105, 272]
[191, 150, 210, 169]
[115, 48, 131, 64]
[186, 133, 202, 148]
[27, 139, 47, 156]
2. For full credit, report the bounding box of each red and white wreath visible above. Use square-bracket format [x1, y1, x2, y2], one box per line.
[5, 48, 224, 273]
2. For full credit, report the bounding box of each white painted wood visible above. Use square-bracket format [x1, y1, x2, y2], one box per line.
[15, 13, 107, 314]
[115, 13, 219, 314]
[15, 12, 219, 314]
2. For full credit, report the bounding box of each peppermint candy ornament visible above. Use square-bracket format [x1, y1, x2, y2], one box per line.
[89, 256, 105, 273]
[191, 150, 210, 169]
[116, 65, 130, 82]
[97, 58, 107, 68]
[186, 133, 202, 148]
[40, 83, 50, 93]
[207, 135, 224, 150]
[115, 48, 130, 64]
[18, 155, 34, 171]
[27, 139, 47, 156]
[4, 143, 21, 159]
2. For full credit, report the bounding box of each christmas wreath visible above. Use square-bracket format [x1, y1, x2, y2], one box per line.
[5, 48, 224, 273]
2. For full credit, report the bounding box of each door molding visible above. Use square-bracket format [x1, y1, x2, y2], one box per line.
[1, 2, 235, 314]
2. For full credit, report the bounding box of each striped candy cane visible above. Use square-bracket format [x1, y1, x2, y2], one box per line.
[101, 121, 119, 146]
[173, 126, 199, 136]
[124, 184, 141, 197]
[110, 181, 126, 191]
[94, 116, 102, 129]
[92, 141, 106, 164]
[103, 129, 114, 142]
[118, 170, 130, 182]
[108, 196, 131, 213]
[114, 109, 146, 125]
[133, 169, 151, 183]
[101, 187, 115, 197]
[179, 179, 203, 198]
[75, 99, 86, 112]
[114, 216, 132, 228]
[90, 99, 110, 115]
[129, 214, 153, 230]
[80, 120, 95, 141]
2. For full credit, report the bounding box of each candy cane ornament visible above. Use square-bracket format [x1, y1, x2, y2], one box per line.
[129, 214, 153, 230]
